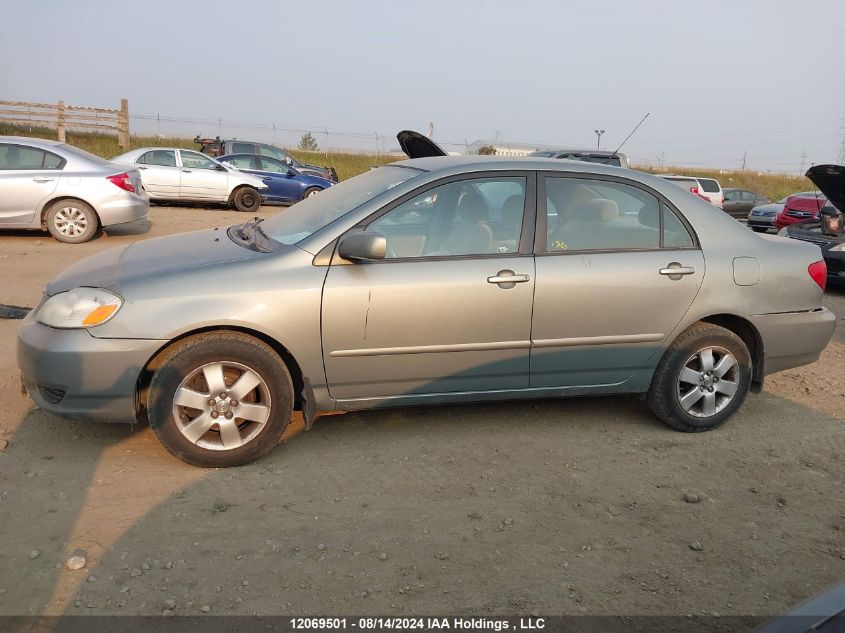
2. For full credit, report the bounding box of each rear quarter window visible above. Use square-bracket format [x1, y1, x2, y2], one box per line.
[697, 178, 721, 193]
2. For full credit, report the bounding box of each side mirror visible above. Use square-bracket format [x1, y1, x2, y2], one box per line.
[215, 164, 227, 171]
[284, 157, 293, 166]
[338, 231, 387, 262]
[287, 168, 298, 177]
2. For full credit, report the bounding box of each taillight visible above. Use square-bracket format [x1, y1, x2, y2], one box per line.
[107, 172, 135, 193]
[808, 260, 827, 290]
[690, 187, 699, 195]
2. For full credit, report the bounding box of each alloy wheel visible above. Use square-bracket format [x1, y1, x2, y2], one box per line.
[676, 346, 739, 418]
[172, 361, 272, 451]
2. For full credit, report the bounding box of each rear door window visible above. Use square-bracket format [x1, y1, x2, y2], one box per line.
[137, 150, 177, 167]
[231, 142, 257, 154]
[544, 177, 694, 251]
[0, 144, 64, 170]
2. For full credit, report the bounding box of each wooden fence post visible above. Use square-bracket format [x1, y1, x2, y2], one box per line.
[57, 101, 66, 143]
[118, 98, 129, 149]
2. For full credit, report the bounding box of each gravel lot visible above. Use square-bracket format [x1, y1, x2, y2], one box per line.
[0, 206, 842, 617]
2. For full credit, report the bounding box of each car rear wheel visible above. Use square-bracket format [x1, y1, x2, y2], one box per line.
[45, 200, 99, 243]
[302, 187, 322, 200]
[232, 187, 262, 212]
[147, 332, 294, 467]
[646, 322, 751, 432]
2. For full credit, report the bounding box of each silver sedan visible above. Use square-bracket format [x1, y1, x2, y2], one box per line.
[18, 143, 836, 467]
[112, 147, 268, 213]
[0, 136, 149, 243]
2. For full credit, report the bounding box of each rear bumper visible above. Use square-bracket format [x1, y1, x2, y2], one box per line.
[750, 307, 836, 375]
[17, 312, 165, 423]
[97, 194, 150, 227]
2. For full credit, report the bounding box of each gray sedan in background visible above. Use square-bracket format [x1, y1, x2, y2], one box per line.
[0, 136, 149, 243]
[17, 132, 836, 467]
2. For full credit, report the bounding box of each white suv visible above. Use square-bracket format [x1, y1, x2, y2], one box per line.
[659, 175, 723, 208]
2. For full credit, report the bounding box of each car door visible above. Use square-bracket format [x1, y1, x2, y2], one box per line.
[722, 190, 743, 217]
[321, 173, 536, 401]
[531, 174, 704, 387]
[257, 157, 302, 201]
[0, 143, 62, 224]
[134, 149, 180, 198]
[177, 150, 228, 200]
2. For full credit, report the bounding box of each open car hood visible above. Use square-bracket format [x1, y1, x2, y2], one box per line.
[805, 164, 845, 212]
[397, 130, 447, 158]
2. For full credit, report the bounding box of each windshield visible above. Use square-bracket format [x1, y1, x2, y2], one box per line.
[529, 150, 557, 158]
[259, 165, 421, 244]
[61, 144, 113, 166]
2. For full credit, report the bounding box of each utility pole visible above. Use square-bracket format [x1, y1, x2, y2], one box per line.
[741, 151, 747, 171]
[427, 122, 434, 138]
[799, 150, 807, 175]
[594, 129, 605, 150]
[837, 128, 845, 165]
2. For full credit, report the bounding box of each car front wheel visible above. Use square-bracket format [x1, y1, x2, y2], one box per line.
[147, 332, 294, 467]
[646, 322, 752, 432]
[302, 187, 322, 199]
[232, 187, 262, 212]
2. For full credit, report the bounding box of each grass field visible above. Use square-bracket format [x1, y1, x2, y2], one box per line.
[0, 123, 818, 199]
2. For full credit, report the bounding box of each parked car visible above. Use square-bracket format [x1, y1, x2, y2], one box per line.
[527, 148, 630, 169]
[746, 192, 813, 232]
[18, 130, 835, 467]
[195, 136, 337, 182]
[694, 177, 724, 208]
[721, 188, 769, 219]
[658, 175, 712, 203]
[217, 153, 334, 205]
[112, 148, 267, 212]
[774, 191, 828, 229]
[0, 136, 149, 243]
[780, 165, 845, 286]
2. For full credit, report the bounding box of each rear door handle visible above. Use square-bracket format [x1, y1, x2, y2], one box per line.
[181, 169, 192, 173]
[138, 166, 147, 170]
[32, 177, 54, 183]
[487, 270, 530, 288]
[659, 263, 696, 277]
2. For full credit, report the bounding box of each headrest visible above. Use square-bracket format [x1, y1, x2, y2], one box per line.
[501, 195, 523, 223]
[457, 190, 489, 222]
[574, 198, 619, 222]
[639, 204, 660, 228]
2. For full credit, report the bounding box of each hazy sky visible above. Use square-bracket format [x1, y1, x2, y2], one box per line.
[2, 0, 843, 172]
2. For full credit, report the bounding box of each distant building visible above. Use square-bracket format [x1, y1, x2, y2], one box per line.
[465, 139, 540, 157]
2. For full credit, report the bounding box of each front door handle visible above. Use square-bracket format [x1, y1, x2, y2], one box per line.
[659, 262, 696, 279]
[138, 166, 147, 170]
[487, 270, 530, 288]
[181, 169, 192, 173]
[32, 177, 55, 183]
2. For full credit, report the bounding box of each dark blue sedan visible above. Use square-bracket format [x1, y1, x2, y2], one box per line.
[217, 153, 334, 205]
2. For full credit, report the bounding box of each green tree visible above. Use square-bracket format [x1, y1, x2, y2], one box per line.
[298, 131, 319, 151]
[477, 145, 497, 155]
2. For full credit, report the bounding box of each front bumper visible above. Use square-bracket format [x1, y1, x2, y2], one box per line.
[17, 312, 165, 423]
[747, 215, 776, 228]
[750, 307, 836, 375]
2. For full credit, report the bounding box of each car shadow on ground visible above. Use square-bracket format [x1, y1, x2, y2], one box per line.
[3, 388, 844, 618]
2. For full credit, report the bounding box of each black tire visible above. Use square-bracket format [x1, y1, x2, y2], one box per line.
[646, 322, 752, 432]
[301, 187, 322, 200]
[45, 199, 99, 243]
[147, 332, 294, 467]
[232, 187, 262, 213]
[751, 226, 767, 233]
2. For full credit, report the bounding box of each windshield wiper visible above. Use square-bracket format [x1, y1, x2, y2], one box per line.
[236, 216, 264, 240]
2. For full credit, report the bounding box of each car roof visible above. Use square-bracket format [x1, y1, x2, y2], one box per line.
[534, 148, 627, 156]
[0, 135, 64, 147]
[390, 154, 640, 174]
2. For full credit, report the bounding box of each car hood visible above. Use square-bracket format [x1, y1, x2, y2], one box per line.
[751, 203, 784, 213]
[46, 228, 263, 295]
[397, 130, 447, 158]
[806, 164, 845, 212]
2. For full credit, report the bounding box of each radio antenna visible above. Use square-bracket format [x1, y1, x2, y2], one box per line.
[612, 112, 650, 157]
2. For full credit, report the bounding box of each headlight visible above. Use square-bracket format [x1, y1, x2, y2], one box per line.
[37, 288, 123, 328]
[831, 243, 845, 251]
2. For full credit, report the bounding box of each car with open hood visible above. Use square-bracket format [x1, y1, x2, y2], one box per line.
[774, 191, 828, 229]
[17, 130, 835, 467]
[779, 165, 845, 286]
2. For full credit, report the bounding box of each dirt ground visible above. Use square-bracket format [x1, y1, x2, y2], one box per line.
[0, 206, 842, 618]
